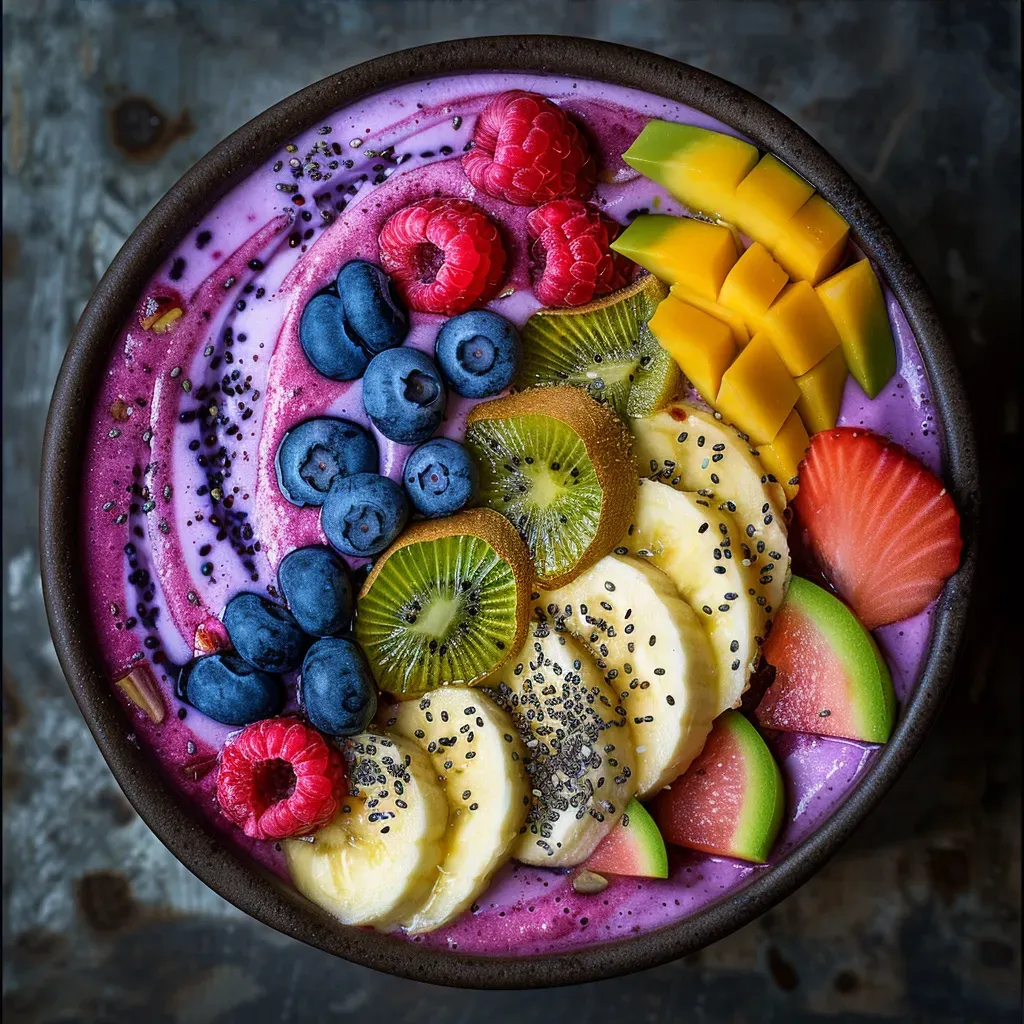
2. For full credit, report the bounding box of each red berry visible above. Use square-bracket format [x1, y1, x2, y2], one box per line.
[794, 428, 962, 630]
[463, 90, 596, 207]
[216, 717, 346, 840]
[527, 199, 632, 307]
[378, 197, 506, 316]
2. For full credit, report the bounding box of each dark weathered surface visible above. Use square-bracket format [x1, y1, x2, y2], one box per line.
[3, 1, 1020, 1020]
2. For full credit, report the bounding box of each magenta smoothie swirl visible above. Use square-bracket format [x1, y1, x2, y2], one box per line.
[79, 72, 959, 955]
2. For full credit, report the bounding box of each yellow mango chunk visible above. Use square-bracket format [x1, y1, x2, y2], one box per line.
[621, 121, 759, 222]
[762, 280, 842, 377]
[717, 242, 789, 334]
[611, 215, 738, 301]
[715, 334, 799, 444]
[731, 154, 815, 250]
[773, 194, 850, 283]
[669, 282, 750, 347]
[755, 410, 810, 501]
[795, 346, 848, 434]
[815, 258, 896, 399]
[648, 295, 737, 406]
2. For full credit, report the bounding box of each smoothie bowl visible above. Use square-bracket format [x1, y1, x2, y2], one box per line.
[41, 37, 977, 987]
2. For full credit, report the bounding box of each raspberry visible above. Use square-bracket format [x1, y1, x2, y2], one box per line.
[378, 198, 506, 316]
[527, 199, 632, 307]
[216, 717, 345, 840]
[463, 90, 596, 207]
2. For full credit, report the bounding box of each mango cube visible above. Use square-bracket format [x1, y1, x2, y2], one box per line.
[731, 154, 815, 250]
[717, 242, 789, 334]
[648, 295, 737, 406]
[715, 333, 799, 444]
[815, 258, 896, 399]
[611, 215, 738, 301]
[669, 282, 750, 347]
[762, 280, 842, 377]
[773, 194, 850, 284]
[756, 410, 810, 501]
[795, 346, 848, 434]
[622, 120, 758, 222]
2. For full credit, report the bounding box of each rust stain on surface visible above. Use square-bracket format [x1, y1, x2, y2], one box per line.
[109, 96, 193, 162]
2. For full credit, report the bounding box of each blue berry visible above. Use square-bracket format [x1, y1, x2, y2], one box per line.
[181, 653, 283, 726]
[362, 348, 446, 443]
[299, 292, 370, 381]
[403, 438, 478, 518]
[275, 417, 378, 507]
[223, 592, 309, 673]
[300, 637, 377, 737]
[321, 473, 408, 557]
[278, 545, 352, 637]
[337, 260, 408, 355]
[434, 310, 521, 398]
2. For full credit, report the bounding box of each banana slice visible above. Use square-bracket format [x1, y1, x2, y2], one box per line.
[617, 479, 762, 714]
[284, 731, 447, 929]
[386, 687, 530, 933]
[631, 404, 790, 626]
[537, 554, 718, 798]
[486, 626, 637, 867]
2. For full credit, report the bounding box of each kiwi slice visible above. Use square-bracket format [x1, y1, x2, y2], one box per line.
[354, 508, 532, 696]
[465, 386, 637, 588]
[517, 274, 681, 419]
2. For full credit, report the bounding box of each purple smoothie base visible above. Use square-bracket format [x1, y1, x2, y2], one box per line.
[79, 73, 944, 956]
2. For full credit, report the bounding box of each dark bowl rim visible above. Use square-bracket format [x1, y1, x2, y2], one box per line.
[40, 34, 979, 990]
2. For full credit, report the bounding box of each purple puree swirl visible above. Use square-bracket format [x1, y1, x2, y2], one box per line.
[79, 73, 944, 955]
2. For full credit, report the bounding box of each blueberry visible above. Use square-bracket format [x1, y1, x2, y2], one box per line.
[337, 259, 408, 355]
[180, 653, 283, 726]
[278, 545, 352, 637]
[321, 473, 408, 557]
[299, 292, 370, 381]
[300, 637, 377, 737]
[223, 592, 310, 673]
[275, 417, 378, 507]
[403, 438, 478, 518]
[362, 347, 446, 443]
[434, 310, 521, 398]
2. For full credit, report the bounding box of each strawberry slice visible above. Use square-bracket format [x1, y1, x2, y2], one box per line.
[794, 428, 962, 629]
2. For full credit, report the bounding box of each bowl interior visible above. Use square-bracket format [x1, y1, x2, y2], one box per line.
[40, 35, 978, 988]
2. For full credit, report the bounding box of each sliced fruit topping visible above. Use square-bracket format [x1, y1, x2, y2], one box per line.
[486, 626, 637, 866]
[730, 153, 815, 252]
[378, 197, 506, 316]
[285, 732, 448, 928]
[762, 280, 842, 378]
[814, 258, 896, 399]
[650, 710, 784, 863]
[434, 310, 522, 399]
[354, 508, 532, 695]
[465, 386, 637, 587]
[320, 472, 409, 558]
[218, 717, 346, 841]
[617, 479, 764, 715]
[609, 214, 738, 301]
[668, 282, 750, 348]
[278, 545, 352, 638]
[581, 797, 668, 879]
[717, 241, 790, 335]
[362, 347, 447, 444]
[223, 592, 309, 673]
[795, 428, 962, 629]
[180, 653, 284, 726]
[402, 438, 479, 518]
[537, 553, 717, 799]
[517, 274, 679, 420]
[630, 403, 790, 626]
[526, 199, 631, 307]
[755, 409, 809, 503]
[715, 333, 800, 445]
[794, 346, 848, 434]
[300, 637, 377, 738]
[772, 193, 850, 284]
[275, 417, 378, 508]
[757, 577, 895, 743]
[463, 89, 596, 207]
[386, 686, 530, 932]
